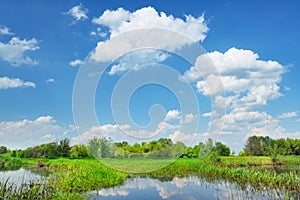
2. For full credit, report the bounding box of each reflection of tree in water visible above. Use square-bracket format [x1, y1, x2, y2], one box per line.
[23, 166, 53, 177]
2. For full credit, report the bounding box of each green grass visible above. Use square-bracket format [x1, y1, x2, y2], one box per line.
[100, 158, 176, 173]
[45, 158, 128, 192]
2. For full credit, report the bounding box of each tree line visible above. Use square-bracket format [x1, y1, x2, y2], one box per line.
[0, 135, 299, 159]
[241, 135, 300, 156]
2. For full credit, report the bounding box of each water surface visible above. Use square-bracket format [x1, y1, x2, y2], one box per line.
[0, 167, 50, 186]
[90, 175, 288, 200]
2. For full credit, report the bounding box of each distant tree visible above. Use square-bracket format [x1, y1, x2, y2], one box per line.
[58, 139, 71, 157]
[214, 142, 230, 156]
[172, 141, 186, 158]
[244, 136, 264, 156]
[238, 151, 246, 156]
[87, 137, 113, 158]
[0, 146, 8, 154]
[11, 150, 17, 157]
[231, 150, 235, 156]
[71, 144, 89, 158]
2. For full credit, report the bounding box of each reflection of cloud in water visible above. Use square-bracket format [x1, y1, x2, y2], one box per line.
[96, 188, 129, 197]
[92, 175, 283, 200]
[93, 175, 225, 199]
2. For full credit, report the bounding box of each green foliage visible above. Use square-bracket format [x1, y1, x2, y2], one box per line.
[214, 142, 231, 156]
[205, 151, 221, 164]
[87, 137, 113, 158]
[58, 138, 71, 157]
[244, 136, 300, 156]
[0, 146, 8, 155]
[70, 145, 89, 158]
[238, 150, 246, 156]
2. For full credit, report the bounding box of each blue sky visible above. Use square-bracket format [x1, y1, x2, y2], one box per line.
[0, 0, 299, 153]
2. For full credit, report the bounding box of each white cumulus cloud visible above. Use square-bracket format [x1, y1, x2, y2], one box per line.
[91, 7, 208, 63]
[0, 116, 67, 149]
[67, 4, 88, 22]
[69, 59, 83, 67]
[164, 110, 181, 122]
[278, 112, 297, 119]
[93, 6, 208, 41]
[0, 26, 14, 35]
[46, 78, 55, 84]
[0, 76, 35, 89]
[0, 37, 39, 66]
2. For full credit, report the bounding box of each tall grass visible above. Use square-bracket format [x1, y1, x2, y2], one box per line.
[45, 158, 127, 192]
[0, 178, 84, 200]
[151, 158, 300, 193]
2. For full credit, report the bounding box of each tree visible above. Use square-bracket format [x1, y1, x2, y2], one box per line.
[11, 150, 17, 157]
[87, 137, 113, 158]
[0, 146, 8, 154]
[58, 139, 71, 157]
[214, 142, 230, 156]
[244, 136, 264, 156]
[172, 141, 186, 158]
[71, 145, 89, 158]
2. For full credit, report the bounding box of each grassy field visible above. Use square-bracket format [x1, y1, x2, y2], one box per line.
[1, 156, 300, 199]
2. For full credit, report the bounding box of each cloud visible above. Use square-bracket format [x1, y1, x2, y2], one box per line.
[69, 59, 83, 67]
[202, 111, 217, 118]
[46, 78, 55, 84]
[66, 4, 88, 22]
[164, 110, 180, 122]
[107, 50, 169, 75]
[0, 37, 39, 66]
[91, 7, 208, 63]
[182, 113, 197, 124]
[169, 131, 200, 146]
[0, 116, 67, 149]
[108, 64, 126, 75]
[278, 112, 297, 119]
[93, 6, 208, 41]
[90, 28, 107, 37]
[180, 47, 288, 151]
[284, 86, 291, 91]
[183, 47, 285, 111]
[0, 26, 14, 35]
[0, 76, 36, 89]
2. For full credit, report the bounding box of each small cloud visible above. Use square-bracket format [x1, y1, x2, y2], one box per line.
[66, 4, 88, 22]
[90, 27, 107, 37]
[0, 76, 36, 89]
[202, 111, 217, 118]
[90, 31, 97, 36]
[108, 64, 126, 75]
[183, 113, 197, 124]
[165, 110, 181, 122]
[69, 59, 83, 67]
[296, 118, 300, 122]
[46, 78, 55, 84]
[278, 112, 297, 119]
[0, 26, 14, 35]
[284, 86, 291, 91]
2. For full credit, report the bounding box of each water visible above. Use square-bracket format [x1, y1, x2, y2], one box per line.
[0, 167, 50, 186]
[90, 175, 291, 200]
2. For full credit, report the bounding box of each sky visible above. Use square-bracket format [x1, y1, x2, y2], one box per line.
[0, 0, 299, 153]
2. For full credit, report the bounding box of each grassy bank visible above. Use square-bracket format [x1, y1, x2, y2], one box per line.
[45, 158, 127, 192]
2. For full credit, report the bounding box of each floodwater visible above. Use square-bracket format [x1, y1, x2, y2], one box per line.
[0, 167, 50, 186]
[1, 167, 298, 199]
[90, 175, 293, 200]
